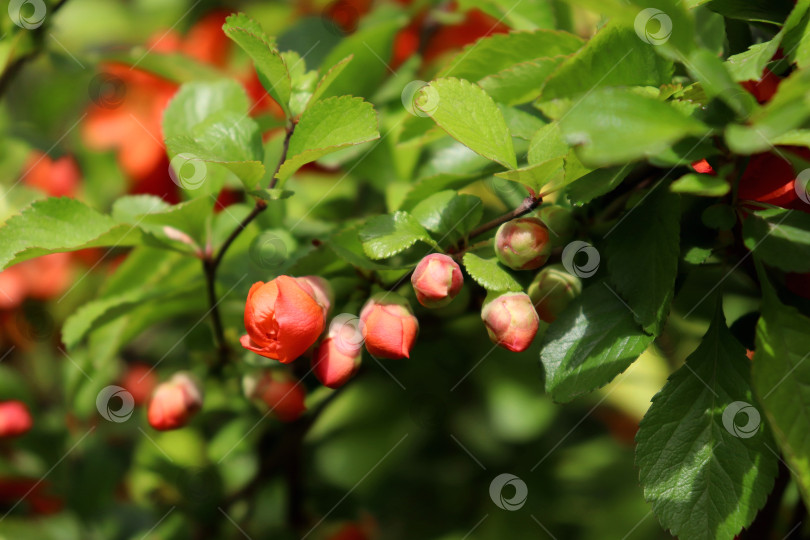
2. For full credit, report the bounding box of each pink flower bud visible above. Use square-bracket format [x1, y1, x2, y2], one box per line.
[527, 264, 582, 323]
[481, 292, 539, 352]
[411, 254, 463, 308]
[0, 401, 32, 438]
[494, 217, 552, 270]
[360, 294, 419, 359]
[147, 373, 203, 431]
[313, 337, 362, 388]
[253, 373, 307, 422]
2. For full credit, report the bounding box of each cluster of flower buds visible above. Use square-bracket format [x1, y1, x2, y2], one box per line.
[234, 205, 585, 405]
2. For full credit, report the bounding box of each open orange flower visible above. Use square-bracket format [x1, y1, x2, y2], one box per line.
[240, 276, 327, 363]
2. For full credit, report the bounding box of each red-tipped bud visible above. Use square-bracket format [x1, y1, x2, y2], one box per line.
[411, 254, 463, 308]
[481, 292, 539, 352]
[527, 264, 582, 323]
[147, 373, 203, 431]
[253, 373, 307, 422]
[494, 217, 552, 270]
[0, 401, 32, 438]
[360, 294, 419, 359]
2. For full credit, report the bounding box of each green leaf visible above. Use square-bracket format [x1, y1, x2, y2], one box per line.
[742, 208, 810, 272]
[307, 55, 353, 110]
[498, 106, 546, 140]
[328, 226, 403, 271]
[495, 158, 565, 195]
[480, 57, 570, 105]
[410, 191, 483, 244]
[670, 173, 731, 196]
[637, 309, 778, 540]
[276, 96, 380, 183]
[540, 282, 654, 402]
[438, 30, 583, 82]
[560, 87, 709, 167]
[162, 79, 251, 141]
[248, 189, 295, 201]
[223, 13, 292, 116]
[606, 187, 680, 334]
[62, 277, 202, 350]
[166, 135, 264, 189]
[753, 272, 810, 507]
[528, 122, 569, 165]
[461, 252, 522, 292]
[539, 24, 673, 102]
[566, 164, 632, 206]
[685, 48, 757, 119]
[725, 69, 810, 154]
[417, 78, 517, 169]
[0, 198, 143, 270]
[318, 18, 403, 99]
[359, 211, 437, 260]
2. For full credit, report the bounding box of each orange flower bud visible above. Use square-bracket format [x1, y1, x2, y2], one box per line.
[481, 292, 539, 352]
[253, 373, 307, 422]
[494, 217, 552, 270]
[240, 276, 327, 363]
[313, 337, 362, 388]
[147, 373, 203, 431]
[411, 254, 463, 308]
[527, 264, 582, 323]
[360, 294, 419, 359]
[0, 401, 32, 438]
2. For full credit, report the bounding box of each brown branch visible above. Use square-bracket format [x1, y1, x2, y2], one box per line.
[449, 195, 542, 253]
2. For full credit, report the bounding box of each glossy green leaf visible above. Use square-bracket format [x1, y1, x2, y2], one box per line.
[670, 173, 731, 196]
[742, 208, 810, 272]
[223, 13, 292, 116]
[0, 198, 144, 270]
[606, 187, 680, 333]
[276, 96, 379, 183]
[462, 252, 523, 292]
[539, 24, 673, 102]
[417, 78, 517, 169]
[410, 191, 483, 244]
[753, 271, 810, 508]
[560, 87, 709, 166]
[359, 211, 437, 260]
[540, 282, 654, 402]
[637, 309, 778, 540]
